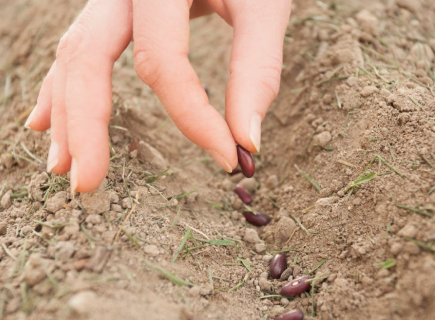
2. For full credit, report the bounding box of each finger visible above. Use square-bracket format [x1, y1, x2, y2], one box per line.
[224, 1, 292, 153]
[133, 0, 237, 172]
[64, 0, 132, 193]
[25, 62, 56, 131]
[48, 37, 71, 175]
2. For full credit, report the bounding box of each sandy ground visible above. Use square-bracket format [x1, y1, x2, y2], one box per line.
[1, 0, 435, 319]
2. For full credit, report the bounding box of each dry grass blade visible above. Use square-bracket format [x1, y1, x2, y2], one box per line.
[295, 164, 321, 192]
[113, 190, 145, 242]
[144, 259, 193, 287]
[397, 205, 433, 218]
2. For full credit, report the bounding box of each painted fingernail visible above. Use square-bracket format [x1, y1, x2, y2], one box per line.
[70, 158, 78, 195]
[207, 150, 233, 173]
[24, 105, 38, 128]
[46, 141, 59, 172]
[250, 113, 262, 153]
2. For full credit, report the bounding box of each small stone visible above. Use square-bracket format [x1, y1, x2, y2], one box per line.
[0, 221, 7, 235]
[21, 226, 32, 236]
[259, 278, 272, 292]
[360, 86, 379, 97]
[280, 268, 293, 281]
[403, 242, 420, 255]
[111, 204, 123, 212]
[355, 9, 378, 36]
[85, 214, 102, 225]
[63, 222, 80, 235]
[1, 190, 12, 209]
[46, 191, 67, 213]
[255, 242, 266, 253]
[377, 269, 389, 278]
[244, 229, 261, 243]
[221, 178, 234, 191]
[346, 76, 358, 87]
[361, 275, 374, 287]
[68, 291, 97, 315]
[276, 216, 296, 244]
[390, 242, 403, 256]
[313, 131, 332, 147]
[72, 259, 90, 271]
[200, 283, 214, 296]
[398, 224, 417, 238]
[85, 246, 111, 273]
[55, 241, 76, 262]
[188, 286, 201, 298]
[107, 190, 119, 203]
[238, 177, 257, 192]
[80, 179, 111, 214]
[232, 198, 243, 210]
[262, 255, 273, 263]
[121, 198, 132, 209]
[143, 245, 160, 256]
[138, 141, 167, 169]
[280, 298, 290, 306]
[292, 265, 301, 277]
[231, 211, 241, 220]
[265, 175, 279, 190]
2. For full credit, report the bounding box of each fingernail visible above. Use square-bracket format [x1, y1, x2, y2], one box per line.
[70, 158, 78, 195]
[24, 105, 38, 128]
[47, 141, 59, 172]
[250, 113, 262, 153]
[207, 150, 233, 173]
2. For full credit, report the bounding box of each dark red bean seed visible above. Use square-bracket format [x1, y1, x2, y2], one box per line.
[270, 253, 287, 279]
[274, 309, 304, 320]
[279, 275, 312, 297]
[242, 211, 271, 226]
[236, 145, 255, 178]
[229, 168, 242, 175]
[234, 185, 252, 205]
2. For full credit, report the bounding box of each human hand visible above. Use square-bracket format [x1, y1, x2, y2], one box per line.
[25, 0, 292, 193]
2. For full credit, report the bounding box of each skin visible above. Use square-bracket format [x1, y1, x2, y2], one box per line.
[25, 0, 292, 193]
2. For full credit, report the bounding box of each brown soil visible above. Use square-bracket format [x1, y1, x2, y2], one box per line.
[1, 0, 435, 319]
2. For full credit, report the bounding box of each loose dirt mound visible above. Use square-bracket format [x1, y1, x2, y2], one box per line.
[1, 0, 435, 319]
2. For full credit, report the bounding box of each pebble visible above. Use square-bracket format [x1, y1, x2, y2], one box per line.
[390, 242, 403, 256]
[55, 241, 76, 262]
[276, 217, 296, 243]
[360, 86, 379, 97]
[280, 268, 293, 281]
[238, 177, 257, 192]
[138, 141, 167, 169]
[111, 204, 123, 212]
[280, 298, 290, 306]
[403, 242, 420, 255]
[121, 198, 132, 209]
[0, 221, 7, 235]
[46, 191, 67, 213]
[259, 278, 272, 292]
[244, 229, 261, 243]
[398, 224, 417, 238]
[355, 9, 378, 36]
[255, 242, 267, 253]
[313, 131, 332, 147]
[1, 190, 12, 209]
[68, 291, 97, 315]
[143, 244, 160, 256]
[85, 214, 102, 225]
[80, 180, 111, 214]
[221, 178, 234, 191]
[20, 226, 32, 236]
[265, 175, 279, 189]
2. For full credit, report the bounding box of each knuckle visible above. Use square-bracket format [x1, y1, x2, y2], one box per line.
[133, 49, 164, 89]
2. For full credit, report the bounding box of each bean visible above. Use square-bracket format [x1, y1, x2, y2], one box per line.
[236, 145, 255, 178]
[242, 211, 271, 226]
[234, 185, 252, 205]
[279, 275, 312, 297]
[229, 168, 242, 176]
[270, 253, 287, 279]
[274, 309, 304, 320]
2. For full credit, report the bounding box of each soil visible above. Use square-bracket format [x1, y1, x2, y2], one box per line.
[1, 0, 435, 319]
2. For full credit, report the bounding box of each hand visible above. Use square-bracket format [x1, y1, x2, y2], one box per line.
[25, 0, 292, 193]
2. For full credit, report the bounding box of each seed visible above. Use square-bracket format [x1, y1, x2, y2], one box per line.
[242, 211, 271, 226]
[229, 168, 242, 175]
[279, 275, 312, 297]
[274, 309, 304, 320]
[270, 253, 287, 279]
[234, 185, 252, 205]
[236, 145, 255, 178]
